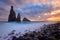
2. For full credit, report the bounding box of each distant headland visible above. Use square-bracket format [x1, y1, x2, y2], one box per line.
[8, 6, 30, 22]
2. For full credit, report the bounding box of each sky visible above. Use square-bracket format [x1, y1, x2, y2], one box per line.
[0, 0, 60, 21]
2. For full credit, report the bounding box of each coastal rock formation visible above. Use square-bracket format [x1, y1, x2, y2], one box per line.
[8, 6, 30, 22]
[23, 18, 30, 22]
[16, 13, 21, 22]
[8, 6, 16, 22]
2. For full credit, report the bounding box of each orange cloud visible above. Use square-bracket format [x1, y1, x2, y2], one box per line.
[33, 0, 39, 3]
[38, 0, 60, 7]
[44, 8, 60, 21]
[44, 8, 60, 16]
[50, 9, 60, 15]
[47, 16, 60, 21]
[25, 0, 30, 4]
[51, 0, 60, 8]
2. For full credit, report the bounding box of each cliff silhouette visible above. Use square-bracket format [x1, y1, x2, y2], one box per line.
[23, 18, 30, 22]
[8, 6, 30, 22]
[8, 6, 16, 22]
[16, 13, 21, 22]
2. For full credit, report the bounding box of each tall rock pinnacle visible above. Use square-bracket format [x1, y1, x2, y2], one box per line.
[16, 13, 21, 22]
[8, 6, 16, 22]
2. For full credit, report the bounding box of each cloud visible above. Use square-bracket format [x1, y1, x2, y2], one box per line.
[22, 4, 53, 14]
[19, 4, 53, 21]
[44, 8, 60, 21]
[0, 0, 60, 21]
[47, 16, 60, 21]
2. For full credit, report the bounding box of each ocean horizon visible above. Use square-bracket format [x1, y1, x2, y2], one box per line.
[0, 21, 56, 40]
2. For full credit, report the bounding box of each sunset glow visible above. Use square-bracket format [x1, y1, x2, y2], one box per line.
[51, 9, 60, 15]
[47, 17, 60, 21]
[0, 0, 60, 21]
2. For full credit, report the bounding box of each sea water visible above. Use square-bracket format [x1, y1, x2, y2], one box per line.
[0, 22, 56, 40]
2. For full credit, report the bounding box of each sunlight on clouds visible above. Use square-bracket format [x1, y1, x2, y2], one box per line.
[25, 0, 30, 4]
[47, 17, 60, 21]
[33, 0, 39, 4]
[29, 18, 43, 21]
[39, 0, 60, 7]
[38, 16, 41, 18]
[0, 0, 60, 21]
[51, 0, 60, 8]
[44, 9, 60, 16]
[39, 0, 46, 4]
[9, 0, 16, 6]
[44, 12, 50, 15]
[44, 9, 60, 21]
[51, 9, 60, 15]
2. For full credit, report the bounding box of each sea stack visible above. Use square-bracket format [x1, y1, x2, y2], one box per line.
[23, 18, 30, 22]
[8, 6, 16, 22]
[16, 13, 21, 22]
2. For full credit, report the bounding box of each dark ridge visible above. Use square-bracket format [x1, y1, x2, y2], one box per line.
[23, 18, 30, 22]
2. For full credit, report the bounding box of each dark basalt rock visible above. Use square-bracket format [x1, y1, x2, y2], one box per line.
[8, 6, 16, 22]
[8, 6, 30, 22]
[23, 18, 30, 22]
[16, 13, 21, 22]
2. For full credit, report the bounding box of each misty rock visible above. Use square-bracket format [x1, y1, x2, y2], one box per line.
[8, 6, 16, 22]
[23, 18, 30, 22]
[16, 13, 21, 22]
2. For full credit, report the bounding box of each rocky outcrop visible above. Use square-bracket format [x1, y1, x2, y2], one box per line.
[23, 18, 30, 22]
[16, 13, 21, 22]
[8, 6, 30, 22]
[8, 6, 16, 22]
